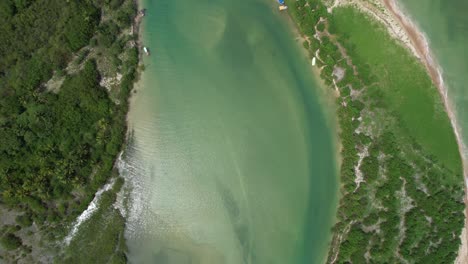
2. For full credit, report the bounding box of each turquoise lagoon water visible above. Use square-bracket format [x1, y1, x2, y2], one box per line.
[122, 0, 338, 263]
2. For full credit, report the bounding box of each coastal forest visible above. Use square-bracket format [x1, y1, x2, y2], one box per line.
[288, 0, 465, 263]
[0, 0, 138, 262]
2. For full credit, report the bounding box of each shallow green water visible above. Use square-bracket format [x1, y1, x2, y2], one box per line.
[396, 0, 468, 160]
[123, 0, 338, 263]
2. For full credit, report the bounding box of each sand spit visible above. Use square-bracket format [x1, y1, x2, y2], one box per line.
[328, 0, 468, 260]
[378, 1, 468, 261]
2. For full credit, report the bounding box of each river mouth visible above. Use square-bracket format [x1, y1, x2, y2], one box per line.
[123, 0, 338, 263]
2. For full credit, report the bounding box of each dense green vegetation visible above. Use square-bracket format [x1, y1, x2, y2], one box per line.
[0, 0, 139, 261]
[1, 233, 22, 250]
[287, 0, 464, 263]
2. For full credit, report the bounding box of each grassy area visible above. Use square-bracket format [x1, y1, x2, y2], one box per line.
[329, 7, 461, 175]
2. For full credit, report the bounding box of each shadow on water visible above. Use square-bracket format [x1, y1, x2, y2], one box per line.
[216, 13, 254, 70]
[277, 36, 338, 264]
[216, 180, 253, 264]
[152, 248, 191, 264]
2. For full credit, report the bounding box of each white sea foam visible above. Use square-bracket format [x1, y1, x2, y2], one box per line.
[118, 142, 152, 240]
[114, 153, 131, 217]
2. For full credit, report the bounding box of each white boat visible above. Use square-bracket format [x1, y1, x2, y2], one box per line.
[312, 57, 316, 66]
[143, 46, 150, 56]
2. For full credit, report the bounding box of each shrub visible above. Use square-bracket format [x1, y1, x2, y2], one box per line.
[1, 233, 22, 250]
[16, 214, 33, 228]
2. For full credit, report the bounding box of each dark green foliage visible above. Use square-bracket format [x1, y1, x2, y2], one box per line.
[13, 0, 32, 11]
[15, 213, 32, 227]
[115, 0, 137, 28]
[339, 225, 368, 261]
[1, 233, 22, 250]
[0, 0, 15, 18]
[0, 0, 98, 75]
[97, 21, 120, 48]
[0, 1, 138, 252]
[64, 3, 99, 51]
[360, 155, 379, 182]
[0, 57, 119, 209]
[340, 85, 351, 97]
[316, 22, 326, 32]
